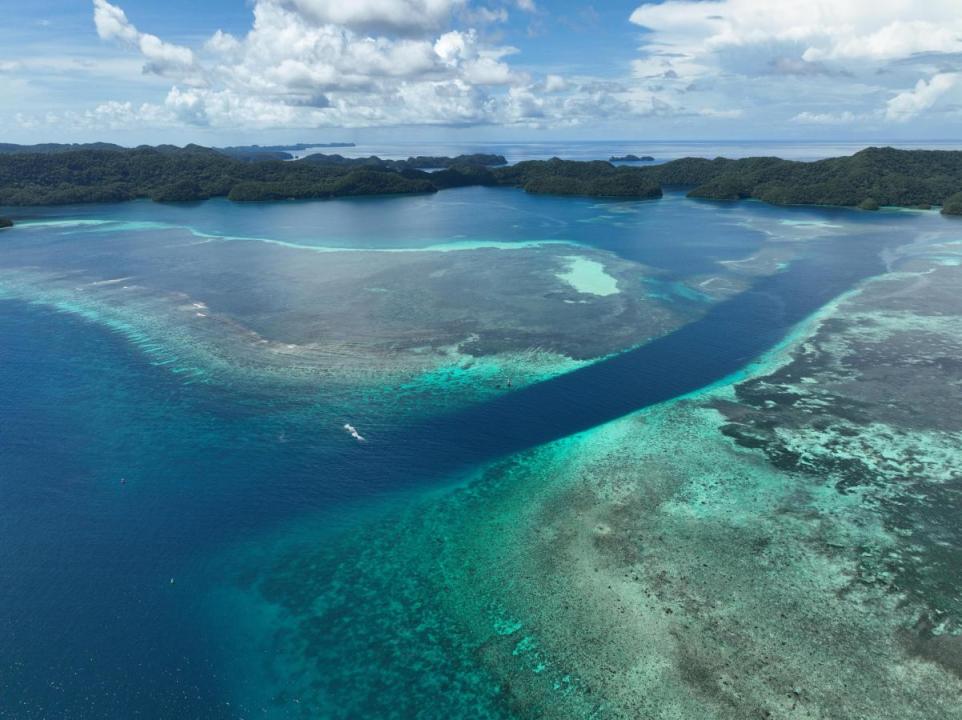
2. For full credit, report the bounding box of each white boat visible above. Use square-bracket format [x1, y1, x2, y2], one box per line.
[343, 423, 366, 442]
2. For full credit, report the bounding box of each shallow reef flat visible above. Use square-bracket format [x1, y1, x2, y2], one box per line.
[0, 213, 726, 417]
[0, 243, 681, 417]
[201, 253, 962, 719]
[1, 192, 915, 417]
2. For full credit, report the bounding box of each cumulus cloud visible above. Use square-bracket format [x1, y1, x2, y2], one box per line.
[85, 0, 645, 131]
[543, 74, 566, 92]
[630, 0, 962, 65]
[205, 30, 241, 55]
[79, 0, 961, 135]
[885, 72, 959, 121]
[278, 0, 464, 34]
[93, 0, 196, 78]
[629, 0, 962, 123]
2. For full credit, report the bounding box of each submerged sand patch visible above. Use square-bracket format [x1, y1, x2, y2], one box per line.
[555, 255, 620, 296]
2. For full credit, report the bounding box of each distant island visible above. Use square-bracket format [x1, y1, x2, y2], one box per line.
[0, 141, 356, 163]
[298, 152, 507, 170]
[0, 142, 130, 155]
[610, 154, 654, 162]
[1, 144, 961, 213]
[218, 143, 356, 162]
[0, 141, 354, 155]
[0, 216, 12, 228]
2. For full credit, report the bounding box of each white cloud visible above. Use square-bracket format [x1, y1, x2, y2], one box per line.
[15, 100, 175, 131]
[630, 0, 962, 64]
[279, 0, 464, 34]
[434, 29, 517, 84]
[885, 72, 959, 122]
[464, 6, 508, 24]
[205, 30, 241, 55]
[802, 19, 962, 62]
[84, 0, 561, 130]
[93, 0, 196, 78]
[543, 74, 566, 92]
[629, 0, 962, 123]
[93, 0, 139, 44]
[791, 110, 866, 124]
[698, 107, 743, 119]
[77, 0, 962, 136]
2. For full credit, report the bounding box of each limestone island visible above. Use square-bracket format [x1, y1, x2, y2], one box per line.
[942, 191, 962, 215]
[610, 154, 654, 162]
[2, 143, 962, 211]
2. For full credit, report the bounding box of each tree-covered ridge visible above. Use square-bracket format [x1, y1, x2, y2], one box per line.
[0, 142, 355, 159]
[0, 142, 128, 155]
[493, 158, 662, 198]
[0, 147, 643, 205]
[656, 147, 962, 212]
[218, 142, 355, 161]
[298, 152, 507, 170]
[0, 147, 441, 205]
[1, 145, 962, 211]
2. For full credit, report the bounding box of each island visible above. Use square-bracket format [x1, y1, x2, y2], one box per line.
[610, 154, 654, 162]
[670, 148, 962, 213]
[0, 142, 127, 154]
[495, 158, 662, 198]
[397, 153, 507, 169]
[297, 152, 507, 170]
[217, 142, 356, 162]
[942, 191, 962, 215]
[0, 216, 12, 228]
[1, 144, 962, 211]
[0, 141, 356, 163]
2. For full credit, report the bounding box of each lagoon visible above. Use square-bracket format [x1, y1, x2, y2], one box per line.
[1, 187, 960, 718]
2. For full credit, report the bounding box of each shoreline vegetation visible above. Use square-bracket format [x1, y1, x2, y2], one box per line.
[1, 144, 961, 214]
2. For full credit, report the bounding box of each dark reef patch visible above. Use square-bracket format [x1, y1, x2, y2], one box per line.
[711, 261, 962, 636]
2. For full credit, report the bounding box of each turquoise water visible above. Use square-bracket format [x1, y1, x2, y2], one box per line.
[0, 189, 955, 717]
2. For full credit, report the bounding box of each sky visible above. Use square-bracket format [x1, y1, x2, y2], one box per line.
[3, 0, 962, 145]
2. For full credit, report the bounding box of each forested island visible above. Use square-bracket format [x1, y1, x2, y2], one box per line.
[218, 142, 356, 161]
[671, 148, 962, 211]
[0, 141, 354, 156]
[610, 154, 654, 162]
[297, 152, 507, 170]
[497, 159, 661, 198]
[1, 144, 961, 213]
[0, 146, 650, 204]
[0, 216, 12, 228]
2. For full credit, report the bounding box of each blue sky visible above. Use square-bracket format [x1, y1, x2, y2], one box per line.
[4, 1, 962, 145]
